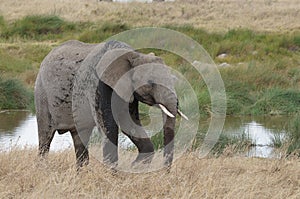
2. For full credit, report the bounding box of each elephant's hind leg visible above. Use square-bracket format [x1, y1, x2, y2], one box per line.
[35, 97, 55, 157]
[38, 129, 55, 156]
[70, 128, 92, 167]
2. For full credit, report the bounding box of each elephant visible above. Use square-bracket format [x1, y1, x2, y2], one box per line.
[34, 40, 187, 168]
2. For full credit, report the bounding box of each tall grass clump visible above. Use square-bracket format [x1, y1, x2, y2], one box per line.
[287, 114, 300, 155]
[248, 89, 300, 115]
[0, 16, 5, 29]
[0, 76, 33, 109]
[78, 23, 130, 43]
[165, 25, 300, 62]
[1, 15, 75, 40]
[270, 131, 285, 148]
[0, 48, 32, 74]
[0, 16, 6, 41]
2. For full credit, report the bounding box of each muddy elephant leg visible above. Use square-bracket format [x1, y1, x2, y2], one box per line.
[96, 82, 119, 167]
[38, 127, 55, 157]
[163, 116, 175, 167]
[102, 109, 119, 167]
[70, 128, 92, 167]
[122, 131, 154, 164]
[35, 94, 55, 157]
[122, 99, 154, 165]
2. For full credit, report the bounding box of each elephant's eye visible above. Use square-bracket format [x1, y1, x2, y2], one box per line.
[147, 80, 154, 87]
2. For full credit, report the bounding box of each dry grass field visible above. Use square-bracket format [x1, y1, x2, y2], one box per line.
[0, 0, 300, 32]
[0, 148, 299, 198]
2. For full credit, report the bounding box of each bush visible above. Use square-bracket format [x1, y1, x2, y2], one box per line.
[1, 15, 75, 40]
[250, 89, 300, 115]
[287, 114, 300, 155]
[0, 77, 33, 109]
[0, 16, 5, 29]
[79, 23, 130, 43]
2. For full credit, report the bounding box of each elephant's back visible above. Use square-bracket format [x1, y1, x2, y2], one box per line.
[40, 40, 96, 76]
[36, 40, 97, 129]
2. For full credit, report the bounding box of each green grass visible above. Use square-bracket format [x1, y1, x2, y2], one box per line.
[191, 124, 252, 156]
[0, 76, 33, 110]
[78, 23, 130, 43]
[248, 89, 300, 115]
[287, 114, 300, 155]
[1, 15, 76, 41]
[271, 132, 285, 148]
[0, 48, 32, 73]
[0, 16, 5, 29]
[0, 15, 300, 116]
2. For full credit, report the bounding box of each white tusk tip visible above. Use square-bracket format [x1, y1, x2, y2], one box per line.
[178, 109, 189, 120]
[158, 104, 175, 118]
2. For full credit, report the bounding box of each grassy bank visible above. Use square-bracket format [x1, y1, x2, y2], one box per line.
[0, 14, 299, 154]
[0, 148, 299, 198]
[287, 114, 300, 155]
[0, 76, 32, 110]
[0, 15, 300, 115]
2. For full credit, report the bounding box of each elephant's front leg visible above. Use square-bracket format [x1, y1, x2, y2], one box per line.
[102, 108, 119, 167]
[122, 99, 154, 165]
[163, 116, 175, 167]
[96, 81, 119, 167]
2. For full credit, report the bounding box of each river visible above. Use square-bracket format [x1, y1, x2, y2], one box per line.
[0, 111, 289, 157]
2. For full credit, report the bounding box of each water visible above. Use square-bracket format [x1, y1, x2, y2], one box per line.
[222, 116, 288, 158]
[0, 111, 289, 157]
[0, 111, 73, 151]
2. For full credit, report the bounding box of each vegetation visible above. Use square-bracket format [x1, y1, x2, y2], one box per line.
[287, 114, 300, 155]
[0, 148, 299, 198]
[0, 1, 299, 197]
[0, 15, 299, 116]
[1, 15, 76, 41]
[1, 0, 300, 32]
[0, 14, 299, 151]
[0, 76, 32, 110]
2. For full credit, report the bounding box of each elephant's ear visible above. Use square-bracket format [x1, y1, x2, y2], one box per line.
[95, 48, 139, 102]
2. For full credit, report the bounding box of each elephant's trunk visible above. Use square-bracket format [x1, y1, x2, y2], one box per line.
[163, 114, 176, 166]
[154, 87, 178, 166]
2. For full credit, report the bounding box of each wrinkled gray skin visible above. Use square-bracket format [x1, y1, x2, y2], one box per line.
[35, 40, 178, 168]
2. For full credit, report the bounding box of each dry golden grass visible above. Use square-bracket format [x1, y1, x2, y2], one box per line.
[0, 0, 300, 32]
[0, 148, 299, 198]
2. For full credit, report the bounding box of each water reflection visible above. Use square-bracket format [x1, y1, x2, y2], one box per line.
[0, 111, 290, 158]
[0, 111, 28, 133]
[222, 116, 287, 158]
[0, 111, 73, 151]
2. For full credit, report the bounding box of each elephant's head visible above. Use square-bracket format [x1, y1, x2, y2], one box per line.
[95, 45, 187, 165]
[96, 47, 186, 118]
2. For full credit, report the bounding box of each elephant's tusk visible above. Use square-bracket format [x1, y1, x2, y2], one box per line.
[178, 109, 189, 121]
[158, 104, 175, 118]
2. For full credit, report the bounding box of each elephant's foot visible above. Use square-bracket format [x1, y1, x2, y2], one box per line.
[103, 158, 118, 167]
[131, 152, 154, 167]
[76, 152, 89, 169]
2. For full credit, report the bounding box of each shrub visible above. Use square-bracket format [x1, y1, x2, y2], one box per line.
[243, 89, 300, 115]
[0, 16, 5, 29]
[287, 114, 300, 155]
[0, 77, 33, 109]
[79, 23, 130, 43]
[1, 15, 75, 40]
